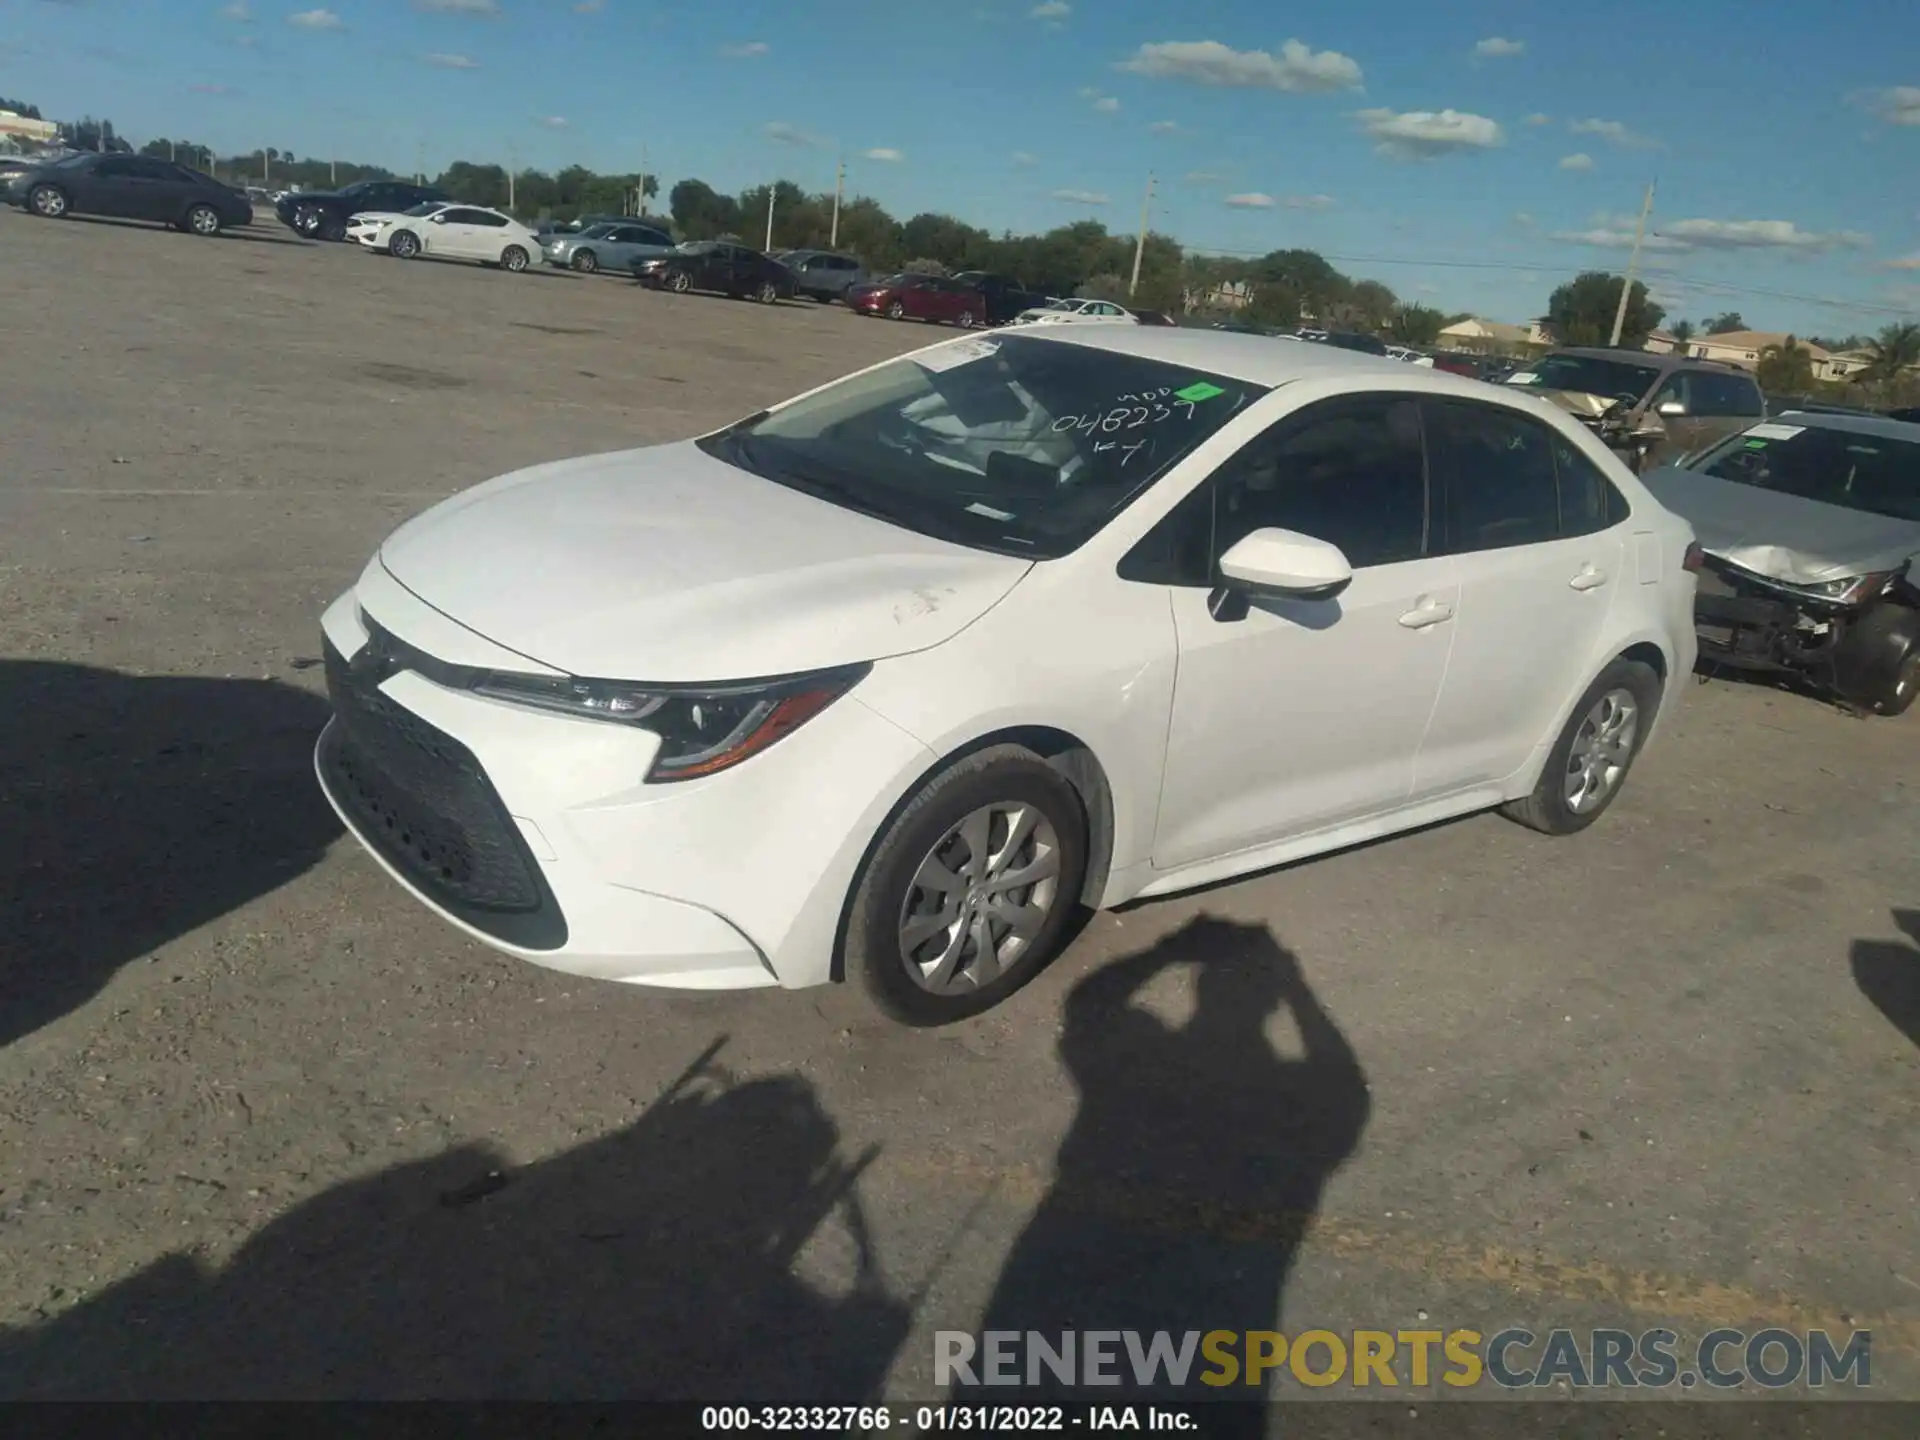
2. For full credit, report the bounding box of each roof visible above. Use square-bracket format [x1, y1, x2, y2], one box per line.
[1690, 330, 1831, 358]
[1768, 411, 1920, 442]
[1437, 318, 1532, 344]
[1001, 324, 1522, 397]
[1552, 345, 1745, 372]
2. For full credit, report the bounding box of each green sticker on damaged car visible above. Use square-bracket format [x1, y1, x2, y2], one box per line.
[1175, 381, 1225, 403]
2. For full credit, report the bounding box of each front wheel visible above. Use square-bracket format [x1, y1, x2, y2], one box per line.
[1502, 659, 1661, 835]
[886, 300, 906, 320]
[956, 309, 977, 329]
[500, 245, 530, 273]
[293, 205, 322, 237]
[388, 229, 420, 259]
[844, 746, 1088, 1026]
[571, 248, 598, 273]
[27, 184, 68, 218]
[184, 204, 222, 236]
[667, 269, 692, 293]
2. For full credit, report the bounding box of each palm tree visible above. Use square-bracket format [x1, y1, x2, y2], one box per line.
[1667, 319, 1695, 353]
[1757, 335, 1814, 395]
[1862, 322, 1920, 386]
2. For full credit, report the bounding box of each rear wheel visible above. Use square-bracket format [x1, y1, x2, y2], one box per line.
[1502, 659, 1660, 835]
[184, 204, 222, 236]
[845, 746, 1088, 1026]
[27, 184, 68, 218]
[500, 244, 530, 273]
[756, 279, 780, 304]
[571, 248, 599, 273]
[388, 229, 420, 259]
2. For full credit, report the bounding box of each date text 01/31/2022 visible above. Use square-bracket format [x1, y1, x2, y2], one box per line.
[700, 1405, 1199, 1431]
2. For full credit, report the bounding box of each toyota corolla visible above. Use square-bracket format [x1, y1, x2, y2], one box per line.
[315, 329, 1698, 1025]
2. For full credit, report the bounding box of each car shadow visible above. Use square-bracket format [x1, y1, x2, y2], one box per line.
[0, 1038, 911, 1400]
[1851, 908, 1920, 1048]
[48, 214, 307, 246]
[965, 917, 1369, 1419]
[0, 661, 341, 1048]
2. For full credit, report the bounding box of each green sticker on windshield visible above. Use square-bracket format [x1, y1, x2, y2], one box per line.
[1744, 439, 1768, 449]
[1175, 381, 1225, 403]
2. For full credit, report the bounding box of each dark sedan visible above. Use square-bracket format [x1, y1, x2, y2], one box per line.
[5, 152, 252, 235]
[275, 179, 448, 242]
[631, 241, 792, 302]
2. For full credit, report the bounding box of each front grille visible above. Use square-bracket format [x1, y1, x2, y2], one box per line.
[320, 638, 541, 915]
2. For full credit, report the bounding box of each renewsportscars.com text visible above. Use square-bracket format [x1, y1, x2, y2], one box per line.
[937, 1327, 1872, 1391]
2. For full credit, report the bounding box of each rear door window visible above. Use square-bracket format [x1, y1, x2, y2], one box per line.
[1426, 399, 1562, 552]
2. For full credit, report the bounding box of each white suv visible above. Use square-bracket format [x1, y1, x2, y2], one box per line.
[315, 329, 1699, 1025]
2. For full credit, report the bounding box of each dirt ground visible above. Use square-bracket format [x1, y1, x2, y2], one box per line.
[0, 213, 1915, 1409]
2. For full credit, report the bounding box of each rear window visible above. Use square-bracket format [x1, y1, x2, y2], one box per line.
[1688, 424, 1920, 522]
[1512, 354, 1662, 403]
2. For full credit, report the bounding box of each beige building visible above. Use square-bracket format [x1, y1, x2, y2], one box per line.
[1435, 317, 1552, 354]
[1683, 329, 1828, 372]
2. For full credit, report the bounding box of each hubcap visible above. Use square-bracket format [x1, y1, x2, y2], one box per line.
[191, 210, 216, 233]
[35, 190, 63, 216]
[506, 249, 525, 270]
[1564, 688, 1638, 814]
[897, 803, 1061, 996]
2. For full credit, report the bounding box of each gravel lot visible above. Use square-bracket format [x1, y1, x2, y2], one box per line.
[1, 214, 1915, 1407]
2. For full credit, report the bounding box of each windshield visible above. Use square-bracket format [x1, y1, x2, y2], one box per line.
[1688, 424, 1920, 523]
[402, 201, 442, 217]
[577, 223, 617, 238]
[51, 152, 95, 169]
[697, 333, 1267, 559]
[1512, 354, 1661, 402]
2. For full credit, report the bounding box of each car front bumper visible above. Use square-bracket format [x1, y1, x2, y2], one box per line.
[313, 572, 935, 991]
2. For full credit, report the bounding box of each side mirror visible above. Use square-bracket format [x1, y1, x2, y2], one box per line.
[1218, 527, 1353, 601]
[1657, 400, 1686, 418]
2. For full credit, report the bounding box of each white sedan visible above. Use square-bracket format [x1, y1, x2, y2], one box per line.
[1012, 298, 1140, 326]
[314, 328, 1699, 1025]
[354, 202, 542, 271]
[346, 200, 454, 247]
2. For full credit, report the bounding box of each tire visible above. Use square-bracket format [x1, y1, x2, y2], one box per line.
[388, 229, 420, 259]
[667, 269, 692, 294]
[1502, 659, 1661, 835]
[184, 204, 222, 237]
[27, 184, 67, 219]
[844, 746, 1088, 1026]
[500, 245, 530, 273]
[756, 279, 780, 304]
[886, 300, 906, 320]
[293, 205, 323, 238]
[1880, 652, 1920, 717]
[571, 248, 598, 273]
[319, 213, 347, 243]
[1843, 605, 1920, 716]
[956, 309, 977, 329]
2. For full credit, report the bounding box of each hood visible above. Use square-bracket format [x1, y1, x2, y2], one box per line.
[1640, 465, 1920, 586]
[377, 440, 1033, 682]
[1524, 388, 1624, 420]
[346, 210, 414, 225]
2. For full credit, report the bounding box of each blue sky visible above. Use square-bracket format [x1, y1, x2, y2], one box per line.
[9, 0, 1920, 334]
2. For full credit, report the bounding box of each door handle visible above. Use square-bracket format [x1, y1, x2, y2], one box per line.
[1398, 597, 1455, 629]
[1569, 565, 1610, 592]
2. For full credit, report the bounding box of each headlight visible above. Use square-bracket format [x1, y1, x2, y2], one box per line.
[470, 664, 870, 781]
[1789, 571, 1893, 604]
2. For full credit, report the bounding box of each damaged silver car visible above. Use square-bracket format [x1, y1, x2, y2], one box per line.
[1643, 413, 1920, 716]
[1506, 349, 1766, 474]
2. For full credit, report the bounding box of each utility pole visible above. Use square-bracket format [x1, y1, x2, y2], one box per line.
[415, 140, 425, 186]
[1608, 178, 1656, 348]
[637, 143, 650, 217]
[167, 139, 175, 162]
[330, 156, 337, 185]
[764, 183, 776, 251]
[261, 147, 269, 182]
[1129, 171, 1155, 298]
[830, 157, 845, 249]
[507, 143, 518, 211]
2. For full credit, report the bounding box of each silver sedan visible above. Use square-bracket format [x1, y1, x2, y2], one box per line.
[541, 220, 675, 274]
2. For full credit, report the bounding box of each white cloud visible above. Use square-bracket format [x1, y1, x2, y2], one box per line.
[1283, 193, 1335, 209]
[287, 8, 343, 28]
[1855, 86, 1920, 126]
[1052, 187, 1110, 205]
[764, 121, 822, 146]
[219, 1, 252, 20]
[1524, 112, 1552, 126]
[1117, 38, 1362, 93]
[1011, 150, 1039, 165]
[1473, 36, 1524, 58]
[1029, 0, 1069, 17]
[1224, 192, 1275, 208]
[720, 41, 768, 57]
[1092, 95, 1120, 112]
[1148, 119, 1180, 133]
[1660, 218, 1871, 252]
[1548, 225, 1690, 251]
[538, 115, 568, 128]
[1568, 116, 1661, 149]
[863, 147, 903, 162]
[414, 0, 498, 13]
[1513, 210, 1536, 226]
[1558, 152, 1594, 171]
[1357, 108, 1503, 159]
[1887, 253, 1920, 270]
[424, 51, 479, 67]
